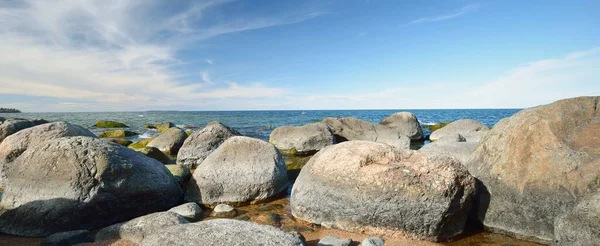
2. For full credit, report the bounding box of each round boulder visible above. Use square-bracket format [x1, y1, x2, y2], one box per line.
[322, 117, 410, 149]
[0, 136, 183, 237]
[185, 136, 288, 205]
[138, 219, 304, 246]
[269, 122, 335, 156]
[429, 119, 488, 142]
[177, 121, 240, 169]
[290, 141, 476, 242]
[379, 112, 424, 140]
[95, 211, 189, 243]
[466, 96, 600, 242]
[147, 127, 187, 156]
[0, 119, 36, 143]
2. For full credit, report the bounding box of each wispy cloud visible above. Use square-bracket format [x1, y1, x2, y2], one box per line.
[205, 59, 214, 65]
[408, 4, 479, 25]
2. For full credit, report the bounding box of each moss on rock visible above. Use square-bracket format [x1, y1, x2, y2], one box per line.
[107, 138, 133, 146]
[423, 121, 451, 132]
[98, 130, 138, 138]
[128, 138, 154, 151]
[95, 120, 128, 128]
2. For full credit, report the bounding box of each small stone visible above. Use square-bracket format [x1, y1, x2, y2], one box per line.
[168, 202, 203, 221]
[41, 230, 92, 246]
[361, 237, 385, 246]
[317, 236, 351, 246]
[211, 204, 236, 218]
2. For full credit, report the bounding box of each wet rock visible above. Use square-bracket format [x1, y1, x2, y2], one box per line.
[95, 211, 188, 243]
[210, 204, 237, 218]
[107, 138, 133, 146]
[429, 119, 488, 142]
[137, 219, 304, 246]
[0, 136, 183, 237]
[41, 230, 92, 246]
[317, 236, 351, 246]
[322, 117, 410, 149]
[466, 96, 600, 242]
[94, 120, 128, 128]
[185, 136, 288, 205]
[291, 141, 476, 242]
[146, 127, 187, 156]
[128, 138, 153, 151]
[168, 202, 203, 221]
[98, 130, 138, 138]
[177, 121, 241, 169]
[379, 111, 424, 140]
[253, 213, 282, 227]
[269, 122, 335, 156]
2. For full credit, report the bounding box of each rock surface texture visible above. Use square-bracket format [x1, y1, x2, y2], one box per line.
[554, 193, 600, 246]
[466, 96, 600, 242]
[147, 127, 187, 156]
[95, 211, 189, 243]
[185, 136, 288, 205]
[0, 136, 183, 237]
[290, 141, 476, 242]
[177, 121, 240, 169]
[322, 117, 410, 149]
[379, 112, 424, 140]
[269, 122, 335, 155]
[429, 119, 489, 142]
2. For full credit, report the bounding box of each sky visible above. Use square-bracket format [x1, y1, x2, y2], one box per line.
[0, 0, 599, 112]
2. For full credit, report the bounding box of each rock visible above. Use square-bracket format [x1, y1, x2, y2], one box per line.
[466, 96, 600, 242]
[107, 138, 133, 146]
[317, 236, 351, 246]
[168, 202, 203, 221]
[147, 127, 187, 156]
[0, 116, 5, 122]
[138, 219, 304, 246]
[429, 119, 488, 142]
[322, 117, 410, 149]
[361, 237, 385, 246]
[185, 136, 288, 205]
[379, 112, 424, 140]
[145, 122, 175, 133]
[554, 193, 600, 246]
[0, 122, 97, 186]
[95, 120, 128, 128]
[41, 230, 92, 246]
[210, 204, 237, 218]
[290, 141, 476, 242]
[98, 130, 138, 138]
[419, 133, 481, 165]
[95, 211, 188, 243]
[128, 138, 153, 151]
[0, 119, 36, 143]
[0, 136, 183, 237]
[136, 146, 172, 164]
[269, 122, 336, 156]
[177, 121, 241, 169]
[422, 122, 451, 132]
[165, 164, 191, 187]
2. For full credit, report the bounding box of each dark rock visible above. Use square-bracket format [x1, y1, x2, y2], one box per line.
[41, 230, 92, 246]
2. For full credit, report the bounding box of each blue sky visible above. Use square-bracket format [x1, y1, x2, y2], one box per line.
[0, 0, 598, 112]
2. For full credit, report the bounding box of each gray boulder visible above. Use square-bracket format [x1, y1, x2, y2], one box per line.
[554, 193, 600, 246]
[165, 164, 191, 187]
[177, 121, 241, 169]
[41, 230, 92, 246]
[269, 122, 335, 156]
[138, 219, 304, 246]
[317, 236, 351, 246]
[361, 237, 385, 246]
[185, 136, 288, 205]
[322, 117, 410, 149]
[147, 127, 187, 156]
[168, 202, 203, 221]
[0, 136, 183, 237]
[0, 119, 36, 143]
[419, 132, 484, 165]
[211, 204, 237, 218]
[95, 211, 189, 243]
[466, 96, 600, 242]
[379, 112, 424, 140]
[429, 119, 489, 142]
[290, 141, 476, 242]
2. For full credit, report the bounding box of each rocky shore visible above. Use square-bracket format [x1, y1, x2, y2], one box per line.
[0, 96, 598, 245]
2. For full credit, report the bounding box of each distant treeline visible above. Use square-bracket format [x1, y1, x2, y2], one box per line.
[0, 108, 21, 113]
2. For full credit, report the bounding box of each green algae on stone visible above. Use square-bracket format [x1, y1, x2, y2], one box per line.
[98, 130, 138, 138]
[165, 164, 191, 187]
[144, 122, 175, 133]
[107, 138, 133, 146]
[135, 146, 172, 164]
[128, 138, 153, 151]
[95, 120, 128, 128]
[423, 121, 451, 132]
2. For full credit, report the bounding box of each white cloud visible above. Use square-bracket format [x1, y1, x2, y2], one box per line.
[205, 59, 214, 65]
[408, 4, 479, 25]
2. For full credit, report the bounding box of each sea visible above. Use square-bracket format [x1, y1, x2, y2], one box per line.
[0, 109, 521, 142]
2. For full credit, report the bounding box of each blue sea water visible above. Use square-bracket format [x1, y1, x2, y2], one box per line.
[1, 109, 521, 141]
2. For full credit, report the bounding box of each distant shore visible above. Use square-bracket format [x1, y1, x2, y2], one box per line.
[0, 108, 21, 113]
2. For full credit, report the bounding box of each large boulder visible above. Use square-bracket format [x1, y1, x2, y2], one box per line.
[98, 130, 138, 138]
[94, 120, 128, 128]
[0, 119, 36, 143]
[177, 121, 241, 169]
[554, 193, 600, 246]
[0, 122, 96, 186]
[185, 136, 288, 205]
[466, 96, 600, 242]
[138, 219, 304, 246]
[379, 112, 424, 140]
[95, 211, 189, 243]
[322, 117, 410, 149]
[0, 136, 183, 237]
[147, 127, 187, 156]
[429, 119, 488, 142]
[269, 122, 335, 156]
[290, 141, 476, 242]
[419, 132, 485, 165]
